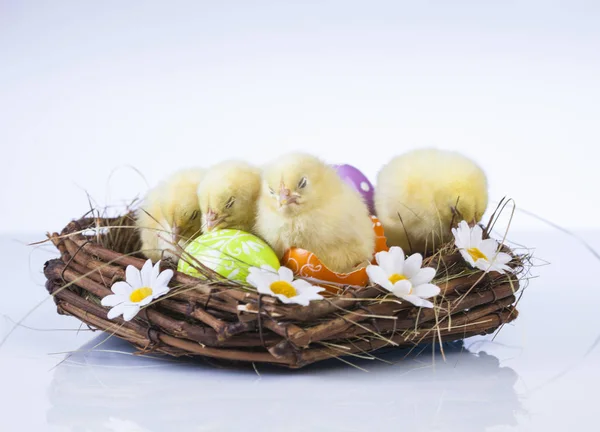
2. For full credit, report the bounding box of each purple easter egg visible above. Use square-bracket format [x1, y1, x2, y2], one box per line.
[332, 164, 375, 214]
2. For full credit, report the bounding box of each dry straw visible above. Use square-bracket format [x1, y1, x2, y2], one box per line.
[43, 208, 525, 368]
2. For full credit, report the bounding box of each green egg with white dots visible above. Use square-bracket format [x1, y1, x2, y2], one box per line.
[177, 229, 280, 283]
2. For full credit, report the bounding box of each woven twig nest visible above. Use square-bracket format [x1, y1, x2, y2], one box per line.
[44, 214, 523, 368]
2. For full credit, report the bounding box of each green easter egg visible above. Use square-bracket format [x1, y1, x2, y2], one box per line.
[177, 229, 280, 283]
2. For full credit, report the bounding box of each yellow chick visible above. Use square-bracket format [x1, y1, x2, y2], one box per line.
[136, 168, 205, 261]
[375, 149, 488, 254]
[255, 153, 375, 273]
[196, 160, 262, 233]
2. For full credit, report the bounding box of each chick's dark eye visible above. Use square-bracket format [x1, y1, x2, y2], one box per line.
[225, 197, 235, 209]
[298, 177, 308, 189]
[268, 187, 275, 195]
[190, 210, 199, 220]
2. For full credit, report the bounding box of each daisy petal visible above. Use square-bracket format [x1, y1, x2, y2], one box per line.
[455, 221, 470, 248]
[479, 239, 500, 258]
[403, 253, 423, 278]
[494, 263, 511, 274]
[101, 294, 124, 307]
[247, 266, 262, 277]
[140, 259, 154, 287]
[375, 250, 396, 275]
[126, 264, 142, 289]
[300, 284, 326, 296]
[366, 265, 393, 291]
[411, 267, 436, 286]
[106, 303, 125, 319]
[248, 268, 278, 288]
[413, 283, 441, 298]
[247, 271, 267, 289]
[470, 225, 483, 247]
[461, 222, 472, 246]
[392, 279, 412, 296]
[300, 286, 324, 302]
[489, 261, 509, 274]
[122, 304, 141, 321]
[494, 252, 512, 265]
[401, 295, 433, 308]
[152, 285, 170, 298]
[111, 281, 132, 296]
[290, 295, 311, 306]
[275, 294, 295, 304]
[388, 247, 406, 273]
[302, 290, 325, 301]
[256, 284, 275, 296]
[150, 260, 161, 285]
[292, 279, 317, 292]
[278, 266, 294, 282]
[138, 295, 154, 307]
[309, 285, 327, 295]
[452, 227, 463, 248]
[474, 259, 493, 273]
[154, 269, 174, 288]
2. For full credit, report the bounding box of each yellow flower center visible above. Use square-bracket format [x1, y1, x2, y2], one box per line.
[467, 247, 488, 262]
[388, 273, 407, 284]
[129, 287, 153, 303]
[270, 281, 298, 298]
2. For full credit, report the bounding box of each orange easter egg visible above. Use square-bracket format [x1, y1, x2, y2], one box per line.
[371, 215, 389, 257]
[281, 216, 389, 295]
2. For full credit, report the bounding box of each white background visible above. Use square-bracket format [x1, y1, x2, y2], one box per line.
[1, 0, 599, 233]
[1, 3, 600, 431]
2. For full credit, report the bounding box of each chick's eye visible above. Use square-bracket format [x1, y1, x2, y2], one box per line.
[190, 210, 199, 220]
[268, 187, 275, 195]
[225, 197, 235, 209]
[298, 177, 308, 189]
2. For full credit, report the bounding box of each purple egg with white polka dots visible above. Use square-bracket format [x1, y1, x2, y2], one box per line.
[331, 164, 376, 215]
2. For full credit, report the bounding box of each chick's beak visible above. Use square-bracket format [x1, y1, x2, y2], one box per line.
[278, 185, 298, 207]
[205, 208, 225, 231]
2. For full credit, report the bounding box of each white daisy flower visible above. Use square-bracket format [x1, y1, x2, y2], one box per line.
[246, 265, 325, 306]
[366, 247, 440, 308]
[101, 259, 173, 321]
[452, 220, 512, 274]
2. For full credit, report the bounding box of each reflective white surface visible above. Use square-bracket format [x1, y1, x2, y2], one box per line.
[1, 230, 598, 431]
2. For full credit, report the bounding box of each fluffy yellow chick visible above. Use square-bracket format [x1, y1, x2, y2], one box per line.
[136, 168, 205, 261]
[375, 149, 488, 254]
[255, 153, 375, 273]
[197, 161, 262, 233]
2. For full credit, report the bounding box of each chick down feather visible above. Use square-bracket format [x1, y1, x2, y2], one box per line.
[196, 160, 262, 234]
[136, 168, 205, 262]
[256, 153, 375, 273]
[375, 149, 488, 254]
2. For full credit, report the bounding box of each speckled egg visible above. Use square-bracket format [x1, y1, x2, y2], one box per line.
[332, 164, 375, 214]
[178, 229, 280, 283]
